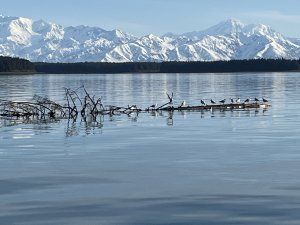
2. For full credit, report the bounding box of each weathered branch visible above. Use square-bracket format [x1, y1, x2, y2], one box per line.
[0, 87, 271, 125]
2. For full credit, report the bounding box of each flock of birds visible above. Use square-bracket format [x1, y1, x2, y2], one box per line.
[178, 97, 269, 108]
[145, 97, 269, 110]
[203, 97, 268, 106]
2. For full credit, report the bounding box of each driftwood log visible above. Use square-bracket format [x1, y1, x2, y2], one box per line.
[0, 87, 271, 121]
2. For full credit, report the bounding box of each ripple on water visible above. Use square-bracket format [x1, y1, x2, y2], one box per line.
[1, 73, 300, 224]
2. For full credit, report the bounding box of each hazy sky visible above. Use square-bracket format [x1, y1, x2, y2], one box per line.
[2, 0, 300, 37]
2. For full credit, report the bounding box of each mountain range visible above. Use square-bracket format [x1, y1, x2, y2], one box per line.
[0, 15, 300, 62]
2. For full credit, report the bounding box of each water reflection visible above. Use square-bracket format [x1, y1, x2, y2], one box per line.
[1, 73, 300, 225]
[0, 73, 289, 108]
[65, 119, 79, 137]
[166, 111, 174, 126]
[1, 107, 269, 137]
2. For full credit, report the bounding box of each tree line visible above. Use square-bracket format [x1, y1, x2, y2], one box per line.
[35, 59, 300, 74]
[1, 56, 300, 74]
[0, 56, 35, 73]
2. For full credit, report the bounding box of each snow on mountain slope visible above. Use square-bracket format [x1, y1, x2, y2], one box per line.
[102, 34, 174, 62]
[0, 15, 136, 62]
[0, 15, 37, 46]
[182, 19, 245, 40]
[0, 15, 300, 62]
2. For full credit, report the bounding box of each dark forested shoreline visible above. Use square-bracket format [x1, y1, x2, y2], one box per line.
[0, 56, 35, 73]
[34, 59, 300, 74]
[1, 56, 300, 74]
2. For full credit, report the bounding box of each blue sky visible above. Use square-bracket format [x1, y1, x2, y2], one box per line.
[2, 0, 300, 37]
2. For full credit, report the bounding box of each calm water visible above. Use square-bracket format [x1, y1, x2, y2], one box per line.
[1, 73, 300, 225]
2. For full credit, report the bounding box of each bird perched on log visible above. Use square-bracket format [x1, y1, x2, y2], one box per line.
[128, 105, 137, 110]
[254, 97, 259, 102]
[149, 103, 157, 109]
[244, 98, 250, 103]
[201, 99, 206, 105]
[236, 98, 241, 103]
[262, 98, 268, 103]
[219, 99, 226, 104]
[210, 99, 216, 104]
[230, 98, 234, 103]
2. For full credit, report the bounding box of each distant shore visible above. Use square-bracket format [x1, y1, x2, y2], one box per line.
[0, 71, 41, 75]
[34, 59, 300, 74]
[1, 56, 300, 74]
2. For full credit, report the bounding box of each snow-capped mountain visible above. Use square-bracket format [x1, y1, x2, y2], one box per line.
[0, 15, 136, 62]
[0, 15, 300, 62]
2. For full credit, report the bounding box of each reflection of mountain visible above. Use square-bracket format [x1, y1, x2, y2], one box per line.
[1, 15, 300, 62]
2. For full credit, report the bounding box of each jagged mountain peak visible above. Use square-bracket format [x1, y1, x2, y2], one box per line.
[244, 23, 276, 35]
[223, 18, 245, 27]
[213, 18, 245, 32]
[142, 33, 162, 40]
[0, 15, 299, 62]
[182, 18, 245, 40]
[112, 29, 126, 37]
[0, 16, 37, 45]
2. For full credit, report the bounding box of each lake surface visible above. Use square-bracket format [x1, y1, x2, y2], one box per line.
[1, 72, 300, 225]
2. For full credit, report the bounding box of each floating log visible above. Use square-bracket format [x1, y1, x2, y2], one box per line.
[0, 87, 271, 122]
[157, 102, 271, 112]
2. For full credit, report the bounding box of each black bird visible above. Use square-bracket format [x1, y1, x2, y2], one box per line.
[244, 98, 250, 103]
[150, 103, 157, 109]
[262, 98, 268, 103]
[219, 99, 226, 104]
[230, 98, 234, 103]
[210, 99, 216, 104]
[254, 97, 259, 102]
[201, 99, 206, 105]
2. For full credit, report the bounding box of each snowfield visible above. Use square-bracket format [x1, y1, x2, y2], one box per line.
[0, 15, 300, 62]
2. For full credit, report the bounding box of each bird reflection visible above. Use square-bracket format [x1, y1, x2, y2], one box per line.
[167, 111, 174, 126]
[127, 112, 139, 122]
[149, 111, 158, 117]
[200, 110, 205, 118]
